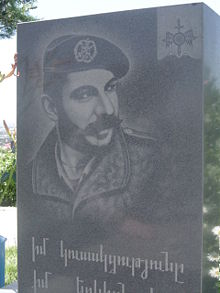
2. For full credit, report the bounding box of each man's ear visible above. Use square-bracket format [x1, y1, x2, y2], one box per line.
[41, 94, 58, 121]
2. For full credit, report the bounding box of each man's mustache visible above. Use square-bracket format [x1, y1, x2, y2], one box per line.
[80, 114, 122, 136]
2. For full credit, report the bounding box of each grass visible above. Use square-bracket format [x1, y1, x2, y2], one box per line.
[5, 246, 17, 286]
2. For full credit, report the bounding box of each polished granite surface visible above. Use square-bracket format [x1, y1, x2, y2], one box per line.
[17, 3, 220, 293]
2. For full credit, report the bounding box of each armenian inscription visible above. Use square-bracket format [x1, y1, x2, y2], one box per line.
[31, 237, 185, 293]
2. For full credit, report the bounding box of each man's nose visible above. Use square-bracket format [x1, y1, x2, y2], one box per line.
[95, 92, 114, 115]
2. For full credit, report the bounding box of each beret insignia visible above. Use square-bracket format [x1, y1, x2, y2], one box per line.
[74, 39, 97, 63]
[43, 35, 129, 79]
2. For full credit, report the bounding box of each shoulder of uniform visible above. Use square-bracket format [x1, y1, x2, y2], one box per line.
[122, 127, 157, 142]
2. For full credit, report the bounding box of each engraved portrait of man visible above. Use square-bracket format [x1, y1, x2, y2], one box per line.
[31, 34, 158, 230]
[18, 8, 206, 292]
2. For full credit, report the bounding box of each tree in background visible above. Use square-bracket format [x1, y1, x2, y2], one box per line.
[0, 120, 16, 206]
[0, 0, 37, 39]
[203, 70, 220, 291]
[0, 0, 36, 204]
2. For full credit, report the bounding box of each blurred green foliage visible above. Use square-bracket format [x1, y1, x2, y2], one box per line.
[0, 0, 38, 39]
[0, 72, 6, 83]
[5, 246, 17, 286]
[0, 145, 16, 206]
[203, 71, 220, 290]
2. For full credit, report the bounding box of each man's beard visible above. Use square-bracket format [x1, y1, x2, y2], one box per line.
[57, 113, 122, 155]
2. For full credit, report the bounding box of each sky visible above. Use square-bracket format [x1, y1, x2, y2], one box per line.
[0, 0, 220, 126]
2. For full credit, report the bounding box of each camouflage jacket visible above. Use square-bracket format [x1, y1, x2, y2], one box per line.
[31, 126, 159, 231]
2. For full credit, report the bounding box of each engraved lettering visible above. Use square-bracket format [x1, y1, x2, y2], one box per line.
[141, 260, 148, 280]
[76, 276, 125, 293]
[33, 270, 52, 293]
[60, 242, 184, 284]
[32, 237, 48, 262]
[175, 263, 184, 284]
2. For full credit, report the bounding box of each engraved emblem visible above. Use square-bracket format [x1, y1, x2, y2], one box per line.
[74, 39, 97, 63]
[163, 19, 197, 57]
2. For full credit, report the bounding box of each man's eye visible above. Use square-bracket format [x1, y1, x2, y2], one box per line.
[70, 86, 98, 102]
[105, 84, 117, 93]
[81, 92, 89, 99]
[105, 79, 119, 93]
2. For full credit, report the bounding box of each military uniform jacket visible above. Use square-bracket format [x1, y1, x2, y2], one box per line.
[30, 126, 159, 233]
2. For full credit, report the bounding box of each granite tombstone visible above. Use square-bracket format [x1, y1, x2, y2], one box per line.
[17, 3, 220, 293]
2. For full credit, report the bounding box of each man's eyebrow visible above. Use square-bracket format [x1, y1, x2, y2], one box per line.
[70, 85, 98, 98]
[108, 77, 118, 84]
[104, 77, 119, 88]
[71, 85, 96, 91]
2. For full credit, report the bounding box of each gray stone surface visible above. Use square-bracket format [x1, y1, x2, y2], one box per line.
[17, 3, 220, 293]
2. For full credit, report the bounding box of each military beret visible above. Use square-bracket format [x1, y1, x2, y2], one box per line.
[43, 35, 129, 78]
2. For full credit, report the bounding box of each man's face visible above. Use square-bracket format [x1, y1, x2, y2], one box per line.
[60, 69, 119, 147]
